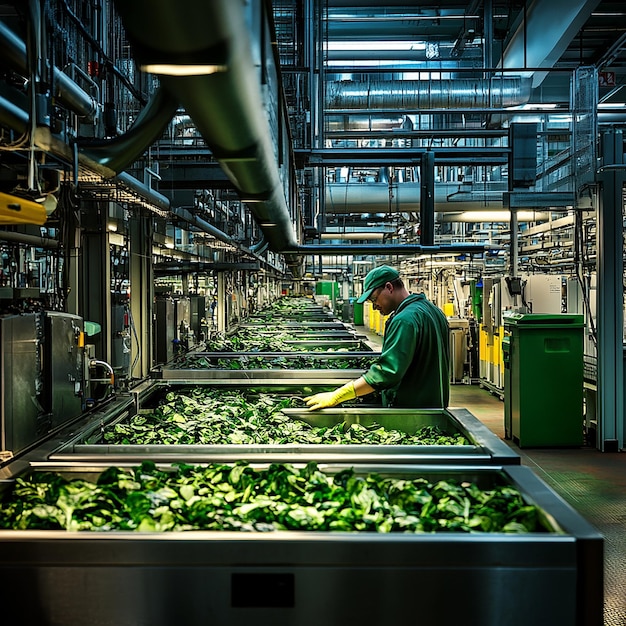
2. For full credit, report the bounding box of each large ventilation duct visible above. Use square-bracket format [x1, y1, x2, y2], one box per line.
[326, 183, 505, 214]
[326, 77, 532, 110]
[0, 21, 98, 121]
[112, 0, 302, 277]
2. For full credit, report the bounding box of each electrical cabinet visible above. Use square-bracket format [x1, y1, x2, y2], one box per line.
[43, 312, 84, 427]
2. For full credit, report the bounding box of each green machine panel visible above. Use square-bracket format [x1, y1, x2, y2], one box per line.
[504, 313, 584, 447]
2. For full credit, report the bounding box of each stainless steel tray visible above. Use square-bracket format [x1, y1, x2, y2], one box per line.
[282, 339, 372, 350]
[48, 382, 518, 465]
[235, 329, 359, 338]
[238, 322, 351, 329]
[200, 340, 374, 352]
[0, 463, 603, 626]
[249, 314, 335, 321]
[152, 368, 367, 381]
[152, 351, 379, 379]
[161, 350, 379, 361]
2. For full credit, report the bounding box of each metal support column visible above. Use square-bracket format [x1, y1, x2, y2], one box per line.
[80, 202, 111, 364]
[509, 206, 519, 308]
[216, 271, 226, 334]
[420, 151, 435, 245]
[596, 130, 625, 451]
[66, 221, 81, 316]
[129, 214, 154, 379]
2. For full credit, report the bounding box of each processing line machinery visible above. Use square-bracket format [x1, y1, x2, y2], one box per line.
[0, 304, 604, 626]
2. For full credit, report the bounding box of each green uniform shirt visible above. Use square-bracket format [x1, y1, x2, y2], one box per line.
[362, 293, 450, 408]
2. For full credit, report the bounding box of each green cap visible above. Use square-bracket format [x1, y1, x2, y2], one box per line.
[357, 265, 400, 303]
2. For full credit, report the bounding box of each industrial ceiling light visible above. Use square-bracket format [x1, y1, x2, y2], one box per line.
[515, 103, 559, 110]
[140, 63, 228, 76]
[326, 41, 426, 51]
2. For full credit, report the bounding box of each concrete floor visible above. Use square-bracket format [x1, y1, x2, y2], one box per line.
[451, 383, 626, 626]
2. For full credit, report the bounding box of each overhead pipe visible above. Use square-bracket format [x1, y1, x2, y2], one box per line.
[172, 208, 280, 273]
[112, 0, 303, 277]
[0, 93, 171, 212]
[0, 92, 30, 133]
[78, 86, 179, 173]
[0, 229, 59, 248]
[172, 206, 246, 252]
[115, 172, 171, 213]
[321, 232, 386, 241]
[325, 47, 481, 63]
[0, 20, 178, 200]
[250, 236, 270, 255]
[325, 77, 532, 110]
[0, 21, 98, 121]
[325, 118, 508, 137]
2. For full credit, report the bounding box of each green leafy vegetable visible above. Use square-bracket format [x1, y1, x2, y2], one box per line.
[98, 388, 468, 446]
[174, 353, 375, 370]
[0, 462, 542, 534]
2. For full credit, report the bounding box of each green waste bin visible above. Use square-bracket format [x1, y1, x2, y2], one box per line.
[353, 300, 364, 326]
[503, 313, 584, 447]
[315, 281, 339, 299]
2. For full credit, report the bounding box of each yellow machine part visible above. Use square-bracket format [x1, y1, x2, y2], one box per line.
[479, 324, 505, 387]
[0, 192, 48, 225]
[365, 303, 388, 336]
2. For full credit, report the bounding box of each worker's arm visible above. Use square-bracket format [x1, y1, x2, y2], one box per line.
[304, 376, 375, 410]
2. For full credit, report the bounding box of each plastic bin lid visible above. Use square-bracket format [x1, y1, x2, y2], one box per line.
[503, 312, 584, 326]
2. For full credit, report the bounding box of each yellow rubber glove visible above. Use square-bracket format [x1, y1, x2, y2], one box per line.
[304, 381, 356, 411]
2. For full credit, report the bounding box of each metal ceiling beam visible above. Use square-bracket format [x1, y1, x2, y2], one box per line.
[325, 129, 509, 139]
[154, 261, 261, 275]
[297, 148, 509, 168]
[501, 0, 602, 87]
[158, 162, 232, 190]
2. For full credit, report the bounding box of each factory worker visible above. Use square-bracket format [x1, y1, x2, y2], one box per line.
[304, 265, 450, 410]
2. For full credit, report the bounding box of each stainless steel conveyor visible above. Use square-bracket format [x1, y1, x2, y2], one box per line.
[45, 381, 518, 465]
